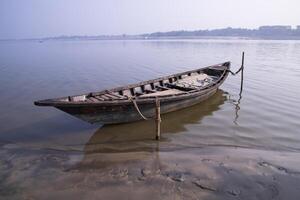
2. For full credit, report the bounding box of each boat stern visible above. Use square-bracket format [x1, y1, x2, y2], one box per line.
[34, 97, 69, 107]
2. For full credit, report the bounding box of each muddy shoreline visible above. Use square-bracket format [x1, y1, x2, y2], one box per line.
[1, 142, 300, 200]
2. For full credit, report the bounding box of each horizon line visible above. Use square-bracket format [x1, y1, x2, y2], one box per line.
[1, 25, 300, 41]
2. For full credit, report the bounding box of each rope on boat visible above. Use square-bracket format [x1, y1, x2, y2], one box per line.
[227, 52, 245, 76]
[229, 52, 245, 95]
[128, 96, 149, 120]
[227, 64, 243, 75]
[129, 96, 162, 140]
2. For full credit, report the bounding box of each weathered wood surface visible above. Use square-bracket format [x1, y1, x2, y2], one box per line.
[155, 98, 161, 140]
[34, 62, 230, 124]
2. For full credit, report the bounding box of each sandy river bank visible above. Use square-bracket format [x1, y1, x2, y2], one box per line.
[1, 141, 300, 200]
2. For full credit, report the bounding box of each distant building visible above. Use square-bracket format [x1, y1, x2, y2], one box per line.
[259, 25, 292, 31]
[297, 26, 300, 30]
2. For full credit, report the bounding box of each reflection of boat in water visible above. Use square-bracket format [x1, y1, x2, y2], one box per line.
[84, 89, 227, 154]
[72, 90, 227, 169]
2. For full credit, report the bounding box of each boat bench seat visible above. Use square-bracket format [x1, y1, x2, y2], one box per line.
[139, 89, 185, 97]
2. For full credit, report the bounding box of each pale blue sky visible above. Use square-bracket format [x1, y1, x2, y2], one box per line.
[0, 0, 299, 39]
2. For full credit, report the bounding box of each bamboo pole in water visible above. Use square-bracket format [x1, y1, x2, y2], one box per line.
[240, 52, 245, 94]
[155, 98, 161, 140]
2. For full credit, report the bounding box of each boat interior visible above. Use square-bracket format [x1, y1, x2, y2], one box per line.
[65, 66, 227, 103]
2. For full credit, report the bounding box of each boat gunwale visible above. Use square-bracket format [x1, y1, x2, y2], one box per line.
[34, 61, 230, 107]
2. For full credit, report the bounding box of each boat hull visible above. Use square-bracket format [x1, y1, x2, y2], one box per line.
[35, 62, 230, 124]
[56, 87, 218, 124]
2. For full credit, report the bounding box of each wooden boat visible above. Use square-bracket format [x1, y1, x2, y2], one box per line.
[34, 62, 230, 124]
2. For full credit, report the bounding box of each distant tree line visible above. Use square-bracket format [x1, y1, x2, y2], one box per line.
[27, 26, 300, 41]
[141, 26, 300, 38]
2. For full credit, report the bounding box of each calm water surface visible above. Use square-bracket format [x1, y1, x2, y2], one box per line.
[0, 39, 299, 150]
[0, 39, 300, 199]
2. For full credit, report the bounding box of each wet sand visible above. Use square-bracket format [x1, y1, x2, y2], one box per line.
[1, 142, 300, 200]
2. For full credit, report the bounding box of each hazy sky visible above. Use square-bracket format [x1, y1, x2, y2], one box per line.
[0, 0, 299, 39]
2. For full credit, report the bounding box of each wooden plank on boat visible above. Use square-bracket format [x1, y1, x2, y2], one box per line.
[105, 93, 120, 99]
[89, 97, 99, 102]
[85, 98, 93, 103]
[108, 93, 125, 99]
[94, 96, 105, 101]
[140, 89, 184, 97]
[100, 95, 111, 100]
[156, 86, 169, 90]
[145, 89, 156, 93]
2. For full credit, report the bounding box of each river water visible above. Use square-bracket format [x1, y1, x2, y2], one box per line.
[0, 39, 300, 199]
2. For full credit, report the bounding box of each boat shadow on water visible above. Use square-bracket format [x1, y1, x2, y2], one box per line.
[81, 90, 227, 158]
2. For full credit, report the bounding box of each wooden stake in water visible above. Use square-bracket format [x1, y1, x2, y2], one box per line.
[155, 98, 161, 140]
[240, 52, 245, 94]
